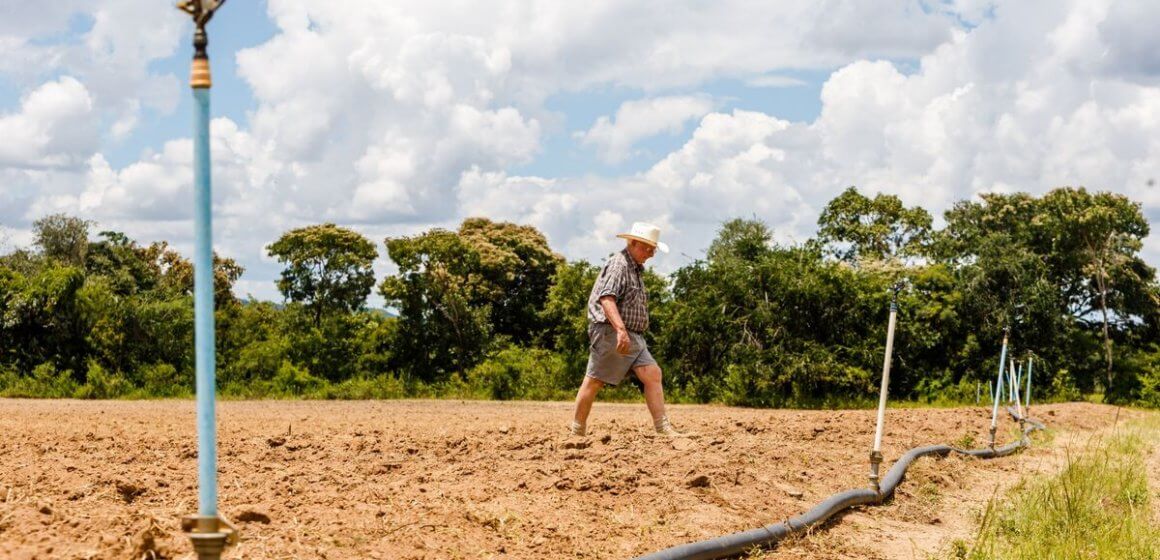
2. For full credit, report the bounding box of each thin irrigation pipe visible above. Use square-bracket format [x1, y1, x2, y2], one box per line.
[1025, 356, 1033, 413]
[1015, 362, 1023, 402]
[1007, 359, 1015, 403]
[869, 294, 898, 494]
[990, 330, 1009, 448]
[1009, 360, 1018, 405]
[1010, 360, 1025, 420]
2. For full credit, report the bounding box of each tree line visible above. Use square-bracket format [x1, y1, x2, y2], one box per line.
[2, 186, 1159, 408]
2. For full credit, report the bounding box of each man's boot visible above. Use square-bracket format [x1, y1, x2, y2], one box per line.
[654, 416, 695, 437]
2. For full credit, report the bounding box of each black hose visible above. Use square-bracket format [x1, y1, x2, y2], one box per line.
[634, 409, 1044, 560]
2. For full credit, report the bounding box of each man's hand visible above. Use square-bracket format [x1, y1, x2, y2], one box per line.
[615, 327, 631, 355]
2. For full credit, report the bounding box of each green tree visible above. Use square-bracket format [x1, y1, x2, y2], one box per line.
[33, 214, 93, 267]
[381, 229, 490, 381]
[0, 263, 87, 374]
[1038, 187, 1155, 392]
[936, 192, 1040, 263]
[817, 186, 933, 263]
[661, 219, 885, 405]
[707, 218, 774, 263]
[457, 218, 564, 341]
[146, 243, 244, 309]
[267, 224, 377, 325]
[84, 231, 162, 296]
[539, 260, 599, 355]
[381, 218, 562, 381]
[938, 192, 1080, 391]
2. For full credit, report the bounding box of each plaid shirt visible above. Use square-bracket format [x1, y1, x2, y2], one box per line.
[587, 248, 649, 333]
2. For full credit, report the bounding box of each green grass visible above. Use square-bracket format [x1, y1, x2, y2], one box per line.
[951, 417, 1160, 560]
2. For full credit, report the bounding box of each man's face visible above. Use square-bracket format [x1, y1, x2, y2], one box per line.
[627, 240, 657, 264]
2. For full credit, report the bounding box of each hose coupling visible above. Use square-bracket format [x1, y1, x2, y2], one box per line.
[182, 514, 237, 560]
[869, 450, 883, 494]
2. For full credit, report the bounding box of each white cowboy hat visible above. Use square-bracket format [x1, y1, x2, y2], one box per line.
[617, 222, 669, 253]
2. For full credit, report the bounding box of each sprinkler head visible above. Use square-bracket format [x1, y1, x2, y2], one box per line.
[177, 0, 226, 26]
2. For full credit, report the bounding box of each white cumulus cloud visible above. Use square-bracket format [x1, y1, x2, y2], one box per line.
[0, 77, 97, 169]
[577, 95, 715, 164]
[4, 0, 1160, 300]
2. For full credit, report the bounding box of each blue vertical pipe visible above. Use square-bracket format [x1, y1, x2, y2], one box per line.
[990, 335, 1008, 433]
[1025, 356, 1033, 408]
[193, 87, 218, 518]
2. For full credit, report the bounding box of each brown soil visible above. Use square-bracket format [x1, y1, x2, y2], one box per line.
[0, 399, 1130, 559]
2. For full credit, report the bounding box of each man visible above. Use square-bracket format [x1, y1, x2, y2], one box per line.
[570, 222, 691, 437]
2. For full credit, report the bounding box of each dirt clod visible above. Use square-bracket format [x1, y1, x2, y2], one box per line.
[686, 475, 711, 488]
[115, 481, 146, 504]
[237, 510, 272, 524]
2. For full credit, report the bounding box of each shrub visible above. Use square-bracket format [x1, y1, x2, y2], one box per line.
[1050, 368, 1082, 402]
[270, 360, 325, 396]
[315, 375, 407, 399]
[466, 346, 570, 400]
[1, 362, 80, 398]
[224, 336, 292, 385]
[76, 361, 132, 399]
[138, 362, 190, 397]
[1137, 364, 1160, 408]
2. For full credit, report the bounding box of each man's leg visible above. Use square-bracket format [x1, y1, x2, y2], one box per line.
[635, 364, 694, 436]
[572, 375, 605, 435]
[633, 364, 667, 424]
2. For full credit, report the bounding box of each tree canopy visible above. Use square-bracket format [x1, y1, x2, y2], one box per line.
[3, 188, 1160, 408]
[267, 223, 378, 324]
[817, 186, 932, 264]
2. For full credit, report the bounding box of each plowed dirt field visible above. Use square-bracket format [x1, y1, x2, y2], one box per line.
[0, 399, 1132, 559]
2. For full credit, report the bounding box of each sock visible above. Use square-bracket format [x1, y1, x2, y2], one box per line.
[654, 416, 670, 430]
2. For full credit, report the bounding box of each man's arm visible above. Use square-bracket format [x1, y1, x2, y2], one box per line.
[600, 295, 631, 355]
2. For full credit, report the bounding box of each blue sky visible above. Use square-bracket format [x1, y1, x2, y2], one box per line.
[106, 1, 279, 169]
[82, 3, 832, 181]
[1, 0, 1158, 303]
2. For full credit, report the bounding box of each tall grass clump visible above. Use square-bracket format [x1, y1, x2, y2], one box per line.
[959, 420, 1160, 559]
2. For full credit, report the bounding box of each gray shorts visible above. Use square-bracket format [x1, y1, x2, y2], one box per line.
[585, 323, 657, 386]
